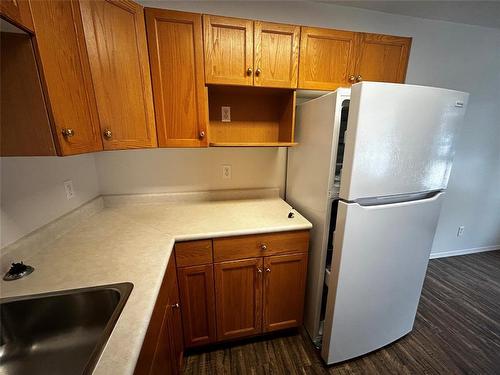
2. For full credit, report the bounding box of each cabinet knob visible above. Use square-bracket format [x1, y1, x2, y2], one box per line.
[199, 130, 205, 138]
[348, 75, 356, 83]
[257, 268, 263, 274]
[255, 68, 261, 77]
[171, 303, 180, 309]
[61, 128, 75, 138]
[265, 268, 271, 273]
[103, 129, 112, 139]
[246, 67, 253, 76]
[356, 75, 363, 82]
[260, 244, 267, 251]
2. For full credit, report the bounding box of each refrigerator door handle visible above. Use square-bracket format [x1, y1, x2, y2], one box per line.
[354, 191, 444, 207]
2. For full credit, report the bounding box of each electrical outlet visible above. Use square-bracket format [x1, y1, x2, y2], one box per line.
[221, 106, 231, 122]
[64, 180, 75, 200]
[457, 226, 465, 237]
[222, 165, 232, 180]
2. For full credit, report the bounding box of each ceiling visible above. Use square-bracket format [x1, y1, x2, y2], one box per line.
[325, 1, 500, 29]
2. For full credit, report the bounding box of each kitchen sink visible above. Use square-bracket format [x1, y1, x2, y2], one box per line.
[0, 282, 133, 375]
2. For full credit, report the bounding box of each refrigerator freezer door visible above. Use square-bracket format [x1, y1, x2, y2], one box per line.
[340, 82, 468, 201]
[321, 192, 444, 364]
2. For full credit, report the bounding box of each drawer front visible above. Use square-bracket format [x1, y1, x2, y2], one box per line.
[175, 240, 213, 267]
[213, 230, 309, 262]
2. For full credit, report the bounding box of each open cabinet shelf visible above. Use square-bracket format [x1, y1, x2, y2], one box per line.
[207, 86, 297, 147]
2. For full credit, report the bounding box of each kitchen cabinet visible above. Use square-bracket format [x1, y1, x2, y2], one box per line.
[79, 0, 157, 150]
[29, 0, 103, 156]
[175, 230, 309, 347]
[145, 8, 208, 147]
[204, 16, 299, 89]
[135, 257, 183, 375]
[254, 21, 300, 88]
[298, 27, 358, 90]
[354, 33, 411, 84]
[203, 15, 254, 86]
[214, 258, 263, 341]
[263, 252, 308, 332]
[177, 264, 217, 347]
[0, 0, 34, 32]
[1, 31, 55, 156]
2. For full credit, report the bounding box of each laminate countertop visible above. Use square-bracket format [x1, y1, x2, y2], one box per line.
[0, 189, 312, 375]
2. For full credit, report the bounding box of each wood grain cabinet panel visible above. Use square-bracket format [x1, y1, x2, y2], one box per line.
[135, 257, 183, 375]
[1, 32, 55, 156]
[175, 240, 213, 267]
[254, 21, 300, 88]
[214, 258, 263, 341]
[177, 264, 217, 348]
[203, 15, 253, 86]
[0, 0, 34, 32]
[355, 33, 412, 84]
[263, 252, 308, 332]
[145, 8, 208, 147]
[298, 27, 358, 90]
[29, 0, 103, 156]
[79, 0, 157, 150]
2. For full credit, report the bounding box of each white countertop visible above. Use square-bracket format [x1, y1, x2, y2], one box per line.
[0, 190, 312, 375]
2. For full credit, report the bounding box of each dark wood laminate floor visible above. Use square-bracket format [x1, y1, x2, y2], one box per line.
[183, 250, 500, 374]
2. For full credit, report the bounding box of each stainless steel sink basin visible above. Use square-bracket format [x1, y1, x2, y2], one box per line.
[0, 282, 133, 375]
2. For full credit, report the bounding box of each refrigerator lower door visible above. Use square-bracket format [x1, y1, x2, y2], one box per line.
[321, 192, 444, 364]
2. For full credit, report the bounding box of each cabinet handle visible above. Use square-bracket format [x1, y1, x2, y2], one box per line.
[199, 130, 205, 138]
[61, 128, 75, 138]
[172, 303, 180, 309]
[265, 268, 271, 273]
[103, 129, 112, 139]
[246, 67, 253, 76]
[257, 268, 263, 274]
[260, 244, 267, 251]
[348, 75, 356, 83]
[356, 75, 363, 82]
[255, 68, 261, 77]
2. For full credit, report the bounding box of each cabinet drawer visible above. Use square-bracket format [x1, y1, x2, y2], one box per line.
[213, 230, 309, 262]
[175, 240, 213, 267]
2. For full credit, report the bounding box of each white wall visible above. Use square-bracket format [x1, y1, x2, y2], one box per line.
[0, 154, 100, 247]
[95, 148, 287, 195]
[139, 1, 500, 255]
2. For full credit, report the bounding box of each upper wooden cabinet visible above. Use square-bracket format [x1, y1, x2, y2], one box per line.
[203, 15, 253, 86]
[29, 0, 103, 155]
[355, 33, 411, 84]
[145, 8, 208, 147]
[0, 0, 34, 32]
[79, 0, 157, 150]
[254, 21, 300, 88]
[298, 27, 358, 90]
[299, 27, 412, 89]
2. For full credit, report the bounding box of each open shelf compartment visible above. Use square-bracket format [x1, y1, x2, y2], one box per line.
[207, 86, 297, 147]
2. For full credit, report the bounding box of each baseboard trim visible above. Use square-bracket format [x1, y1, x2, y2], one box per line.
[430, 245, 500, 259]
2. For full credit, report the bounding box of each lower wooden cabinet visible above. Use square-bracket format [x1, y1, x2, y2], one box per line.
[214, 258, 263, 341]
[175, 230, 309, 347]
[135, 257, 183, 375]
[177, 264, 216, 347]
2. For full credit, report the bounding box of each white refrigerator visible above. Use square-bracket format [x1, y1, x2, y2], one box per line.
[286, 82, 468, 364]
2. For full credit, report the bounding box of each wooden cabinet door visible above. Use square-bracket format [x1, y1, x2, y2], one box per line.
[79, 0, 157, 150]
[0, 0, 34, 32]
[149, 304, 176, 375]
[145, 8, 208, 147]
[203, 15, 253, 86]
[29, 0, 103, 156]
[354, 33, 411, 84]
[166, 257, 184, 374]
[263, 253, 308, 332]
[214, 258, 263, 341]
[177, 264, 216, 348]
[298, 27, 358, 90]
[254, 21, 300, 88]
